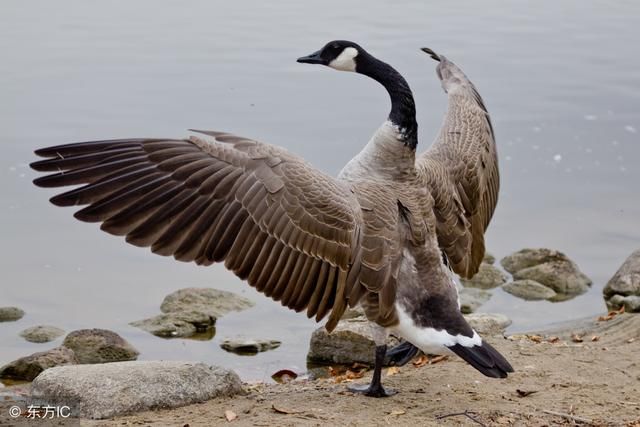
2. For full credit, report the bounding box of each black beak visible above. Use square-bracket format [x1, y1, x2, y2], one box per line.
[296, 50, 325, 65]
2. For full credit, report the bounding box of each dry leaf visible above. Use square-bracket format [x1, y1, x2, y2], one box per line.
[627, 338, 636, 344]
[547, 336, 560, 343]
[591, 335, 600, 342]
[516, 389, 538, 397]
[333, 370, 364, 383]
[345, 369, 366, 380]
[386, 366, 400, 376]
[224, 410, 237, 422]
[272, 404, 300, 415]
[571, 334, 584, 343]
[598, 307, 624, 322]
[271, 369, 298, 384]
[329, 365, 366, 383]
[412, 355, 429, 367]
[332, 374, 347, 383]
[351, 362, 368, 370]
[388, 409, 406, 416]
[527, 335, 543, 343]
[429, 355, 448, 364]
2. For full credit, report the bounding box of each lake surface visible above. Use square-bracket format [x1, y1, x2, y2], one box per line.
[1, 0, 639, 382]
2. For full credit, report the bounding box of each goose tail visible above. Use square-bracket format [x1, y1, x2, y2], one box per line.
[448, 339, 514, 378]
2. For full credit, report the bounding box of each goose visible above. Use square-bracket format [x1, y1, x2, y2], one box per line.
[30, 40, 513, 397]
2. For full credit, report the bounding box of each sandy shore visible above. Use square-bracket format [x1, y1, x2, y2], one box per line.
[76, 313, 640, 427]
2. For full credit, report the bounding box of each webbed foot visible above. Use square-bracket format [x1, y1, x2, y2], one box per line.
[386, 341, 420, 366]
[348, 382, 397, 397]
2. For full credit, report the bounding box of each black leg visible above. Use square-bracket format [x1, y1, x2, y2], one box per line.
[386, 341, 420, 366]
[348, 344, 397, 397]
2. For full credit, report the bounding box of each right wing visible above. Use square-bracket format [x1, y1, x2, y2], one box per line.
[417, 49, 499, 279]
[30, 131, 399, 331]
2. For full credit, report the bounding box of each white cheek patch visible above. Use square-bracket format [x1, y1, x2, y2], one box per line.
[329, 47, 358, 72]
[392, 303, 482, 355]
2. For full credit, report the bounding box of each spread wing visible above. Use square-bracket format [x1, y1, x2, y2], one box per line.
[30, 130, 398, 331]
[417, 49, 499, 278]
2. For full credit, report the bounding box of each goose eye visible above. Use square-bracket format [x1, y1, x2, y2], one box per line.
[331, 43, 340, 50]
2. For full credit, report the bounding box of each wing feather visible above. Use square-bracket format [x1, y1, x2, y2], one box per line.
[32, 133, 407, 330]
[418, 50, 499, 278]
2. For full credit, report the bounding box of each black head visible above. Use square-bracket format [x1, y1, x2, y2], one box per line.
[297, 40, 363, 72]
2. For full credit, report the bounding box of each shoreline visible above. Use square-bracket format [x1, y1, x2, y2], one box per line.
[3, 312, 638, 426]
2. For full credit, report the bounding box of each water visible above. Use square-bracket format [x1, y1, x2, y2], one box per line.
[1, 0, 639, 382]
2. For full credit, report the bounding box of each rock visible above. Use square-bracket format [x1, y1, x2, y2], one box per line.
[19, 325, 65, 343]
[483, 252, 496, 265]
[603, 249, 640, 300]
[62, 329, 139, 364]
[307, 318, 399, 365]
[513, 261, 591, 295]
[459, 288, 492, 314]
[501, 248, 591, 296]
[502, 279, 557, 301]
[465, 313, 512, 335]
[341, 306, 366, 320]
[220, 338, 281, 354]
[160, 288, 254, 318]
[30, 361, 243, 419]
[460, 263, 508, 289]
[130, 311, 215, 338]
[501, 248, 572, 274]
[0, 347, 77, 381]
[606, 294, 640, 313]
[0, 307, 25, 322]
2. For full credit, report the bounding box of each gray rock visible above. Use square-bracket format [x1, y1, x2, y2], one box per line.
[501, 248, 572, 274]
[483, 252, 496, 265]
[0, 306, 25, 322]
[160, 288, 254, 318]
[501, 248, 591, 296]
[19, 325, 65, 343]
[606, 294, 640, 313]
[460, 263, 508, 290]
[130, 311, 215, 338]
[502, 279, 557, 301]
[0, 347, 77, 381]
[513, 261, 591, 295]
[459, 287, 492, 314]
[29, 361, 243, 419]
[307, 318, 399, 365]
[62, 329, 138, 364]
[220, 338, 281, 354]
[341, 306, 366, 320]
[465, 313, 512, 335]
[603, 249, 640, 299]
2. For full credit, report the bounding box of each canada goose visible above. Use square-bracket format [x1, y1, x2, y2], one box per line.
[30, 40, 513, 397]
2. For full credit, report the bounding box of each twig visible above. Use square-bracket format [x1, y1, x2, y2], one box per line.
[436, 410, 487, 427]
[542, 409, 593, 424]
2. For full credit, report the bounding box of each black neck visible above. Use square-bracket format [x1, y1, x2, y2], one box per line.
[356, 52, 418, 149]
